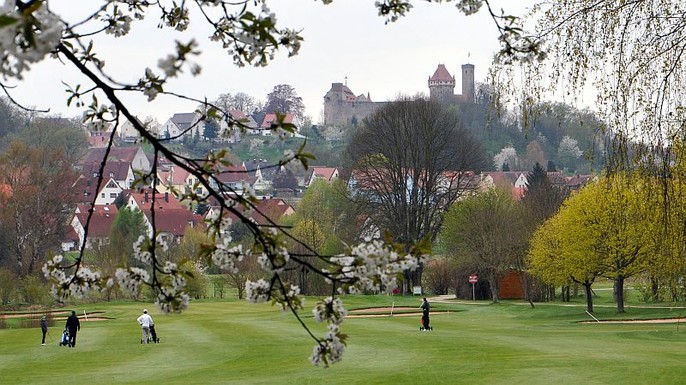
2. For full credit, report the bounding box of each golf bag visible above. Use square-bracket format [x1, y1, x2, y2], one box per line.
[420, 312, 432, 331]
[149, 324, 160, 343]
[59, 329, 70, 346]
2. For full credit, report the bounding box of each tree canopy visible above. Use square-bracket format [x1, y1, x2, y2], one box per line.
[263, 84, 305, 122]
[440, 188, 527, 302]
[528, 174, 658, 313]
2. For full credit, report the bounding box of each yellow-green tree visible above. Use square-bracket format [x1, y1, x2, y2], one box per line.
[529, 174, 657, 313]
[595, 175, 657, 312]
[528, 190, 603, 313]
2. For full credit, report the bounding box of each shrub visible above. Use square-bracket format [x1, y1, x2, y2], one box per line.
[0, 268, 17, 305]
[423, 259, 456, 295]
[19, 276, 48, 305]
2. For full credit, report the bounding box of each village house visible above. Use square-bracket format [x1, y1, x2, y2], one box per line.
[68, 204, 119, 250]
[79, 146, 151, 173]
[204, 197, 295, 233]
[219, 110, 257, 142]
[155, 157, 193, 198]
[210, 164, 257, 197]
[478, 171, 529, 200]
[305, 166, 339, 187]
[247, 113, 302, 136]
[72, 161, 135, 205]
[127, 188, 201, 243]
[243, 159, 279, 195]
[160, 112, 205, 141]
[250, 198, 296, 225]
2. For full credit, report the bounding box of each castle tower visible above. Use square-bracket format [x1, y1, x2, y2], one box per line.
[461, 64, 475, 103]
[428, 64, 455, 103]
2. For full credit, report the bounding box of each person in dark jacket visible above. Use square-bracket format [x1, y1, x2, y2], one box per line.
[40, 316, 48, 346]
[65, 311, 80, 347]
[420, 297, 431, 330]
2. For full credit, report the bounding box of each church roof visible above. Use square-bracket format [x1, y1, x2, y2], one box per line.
[429, 64, 455, 82]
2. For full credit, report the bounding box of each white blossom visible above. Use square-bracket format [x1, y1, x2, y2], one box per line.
[0, 1, 63, 79]
[245, 279, 271, 303]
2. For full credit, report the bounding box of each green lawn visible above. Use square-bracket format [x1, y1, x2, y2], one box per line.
[2, 294, 686, 384]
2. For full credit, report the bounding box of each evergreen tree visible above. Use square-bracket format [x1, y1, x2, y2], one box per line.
[203, 119, 219, 142]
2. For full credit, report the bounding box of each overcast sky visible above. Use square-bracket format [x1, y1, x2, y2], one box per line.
[9, 1, 534, 125]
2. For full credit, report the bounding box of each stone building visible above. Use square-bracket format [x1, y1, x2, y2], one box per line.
[323, 63, 475, 127]
[428, 63, 474, 103]
[322, 82, 385, 127]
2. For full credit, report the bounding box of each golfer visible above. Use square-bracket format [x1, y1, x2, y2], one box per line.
[40, 315, 48, 346]
[65, 310, 80, 347]
[137, 309, 154, 344]
[420, 297, 431, 330]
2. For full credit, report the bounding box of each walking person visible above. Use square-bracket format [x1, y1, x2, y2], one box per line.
[137, 309, 154, 344]
[65, 311, 80, 347]
[420, 297, 431, 331]
[40, 315, 48, 346]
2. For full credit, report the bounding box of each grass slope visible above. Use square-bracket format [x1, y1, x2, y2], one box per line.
[2, 295, 686, 385]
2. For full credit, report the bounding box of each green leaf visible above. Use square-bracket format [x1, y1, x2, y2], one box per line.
[0, 15, 18, 28]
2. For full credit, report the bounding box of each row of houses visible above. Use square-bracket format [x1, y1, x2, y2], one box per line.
[63, 145, 340, 250]
[89, 111, 304, 146]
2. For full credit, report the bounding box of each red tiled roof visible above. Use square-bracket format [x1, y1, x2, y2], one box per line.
[228, 110, 248, 120]
[81, 161, 131, 181]
[80, 146, 141, 165]
[309, 167, 338, 182]
[261, 113, 295, 128]
[88, 133, 110, 148]
[429, 64, 455, 82]
[151, 210, 197, 236]
[483, 172, 521, 187]
[130, 189, 185, 211]
[215, 165, 255, 184]
[71, 174, 122, 204]
[251, 198, 295, 225]
[74, 204, 119, 238]
[158, 165, 191, 186]
[63, 225, 79, 243]
[130, 189, 197, 235]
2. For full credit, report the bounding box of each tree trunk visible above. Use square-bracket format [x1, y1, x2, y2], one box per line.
[488, 273, 499, 302]
[651, 277, 659, 302]
[615, 276, 625, 313]
[521, 272, 535, 308]
[584, 282, 594, 314]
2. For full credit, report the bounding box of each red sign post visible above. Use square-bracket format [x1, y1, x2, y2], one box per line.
[468, 275, 478, 300]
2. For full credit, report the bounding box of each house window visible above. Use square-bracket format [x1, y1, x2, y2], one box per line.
[110, 193, 118, 198]
[101, 192, 105, 198]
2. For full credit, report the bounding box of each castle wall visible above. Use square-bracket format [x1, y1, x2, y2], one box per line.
[324, 100, 385, 127]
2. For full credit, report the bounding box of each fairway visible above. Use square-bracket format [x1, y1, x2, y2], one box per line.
[2, 296, 686, 385]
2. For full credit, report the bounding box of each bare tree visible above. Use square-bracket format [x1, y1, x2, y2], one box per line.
[213, 92, 256, 114]
[263, 84, 305, 122]
[346, 97, 488, 292]
[0, 141, 76, 276]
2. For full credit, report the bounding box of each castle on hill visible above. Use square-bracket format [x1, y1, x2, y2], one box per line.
[323, 63, 475, 127]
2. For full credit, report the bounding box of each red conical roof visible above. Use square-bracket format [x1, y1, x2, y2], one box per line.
[430, 64, 454, 81]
